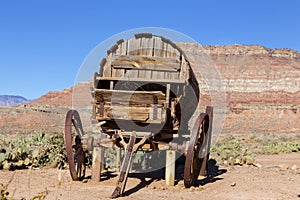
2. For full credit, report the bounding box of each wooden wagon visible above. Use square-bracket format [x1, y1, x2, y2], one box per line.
[64, 33, 213, 198]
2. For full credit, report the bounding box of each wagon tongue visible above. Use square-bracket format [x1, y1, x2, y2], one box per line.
[111, 132, 137, 198]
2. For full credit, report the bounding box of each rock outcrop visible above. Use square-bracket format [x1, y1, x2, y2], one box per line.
[0, 44, 299, 135]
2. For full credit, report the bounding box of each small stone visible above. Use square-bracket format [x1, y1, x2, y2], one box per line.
[177, 181, 184, 185]
[279, 164, 289, 170]
[57, 170, 62, 186]
[255, 163, 262, 168]
[194, 186, 202, 191]
[231, 182, 236, 187]
[291, 165, 298, 171]
[152, 186, 156, 189]
[82, 179, 88, 183]
[198, 175, 206, 179]
[145, 177, 151, 181]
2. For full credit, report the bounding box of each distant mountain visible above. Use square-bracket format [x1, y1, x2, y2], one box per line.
[0, 95, 31, 106]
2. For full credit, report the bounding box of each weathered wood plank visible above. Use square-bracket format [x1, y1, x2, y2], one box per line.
[110, 81, 114, 90]
[167, 42, 179, 58]
[99, 58, 107, 76]
[137, 69, 146, 79]
[171, 71, 179, 80]
[121, 39, 128, 55]
[161, 36, 180, 59]
[95, 104, 164, 122]
[120, 131, 152, 138]
[165, 150, 176, 186]
[112, 55, 180, 65]
[127, 37, 141, 56]
[126, 38, 135, 56]
[140, 37, 154, 56]
[149, 104, 162, 121]
[153, 37, 163, 57]
[94, 89, 166, 105]
[151, 71, 165, 79]
[134, 33, 152, 39]
[95, 76, 186, 84]
[106, 105, 150, 121]
[112, 68, 124, 78]
[116, 148, 121, 172]
[91, 147, 104, 182]
[136, 70, 152, 79]
[103, 52, 112, 77]
[115, 39, 124, 55]
[136, 38, 142, 56]
[111, 55, 180, 72]
[164, 72, 178, 80]
[166, 84, 170, 107]
[180, 55, 189, 80]
[168, 46, 175, 58]
[110, 44, 118, 56]
[124, 69, 138, 78]
[111, 133, 137, 198]
[160, 37, 169, 58]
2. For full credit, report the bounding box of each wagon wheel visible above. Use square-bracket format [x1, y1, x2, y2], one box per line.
[199, 106, 213, 176]
[184, 113, 210, 188]
[64, 110, 86, 181]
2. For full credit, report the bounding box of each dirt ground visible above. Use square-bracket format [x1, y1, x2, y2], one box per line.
[1, 153, 299, 200]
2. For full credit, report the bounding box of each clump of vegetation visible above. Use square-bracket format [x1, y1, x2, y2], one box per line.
[0, 132, 67, 170]
[261, 142, 300, 155]
[211, 137, 256, 166]
[211, 133, 300, 166]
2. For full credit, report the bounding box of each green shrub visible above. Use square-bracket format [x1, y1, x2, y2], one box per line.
[0, 132, 67, 170]
[211, 133, 300, 166]
[211, 139, 256, 166]
[262, 143, 300, 155]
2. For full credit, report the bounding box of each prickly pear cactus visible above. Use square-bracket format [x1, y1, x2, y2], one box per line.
[0, 132, 68, 170]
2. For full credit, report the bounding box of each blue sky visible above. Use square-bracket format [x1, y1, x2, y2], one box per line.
[0, 0, 299, 99]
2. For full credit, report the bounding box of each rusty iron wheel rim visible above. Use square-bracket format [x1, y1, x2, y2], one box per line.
[64, 110, 85, 181]
[199, 106, 213, 176]
[184, 113, 209, 188]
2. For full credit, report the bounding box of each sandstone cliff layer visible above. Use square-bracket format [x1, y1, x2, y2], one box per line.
[1, 44, 299, 134]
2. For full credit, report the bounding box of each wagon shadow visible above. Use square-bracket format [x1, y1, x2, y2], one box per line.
[174, 158, 226, 187]
[123, 158, 226, 197]
[85, 171, 118, 182]
[123, 168, 165, 196]
[195, 159, 227, 186]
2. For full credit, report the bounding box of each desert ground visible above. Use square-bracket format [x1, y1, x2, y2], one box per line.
[1, 151, 299, 200]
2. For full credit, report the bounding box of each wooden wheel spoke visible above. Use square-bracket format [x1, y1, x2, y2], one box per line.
[76, 150, 83, 177]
